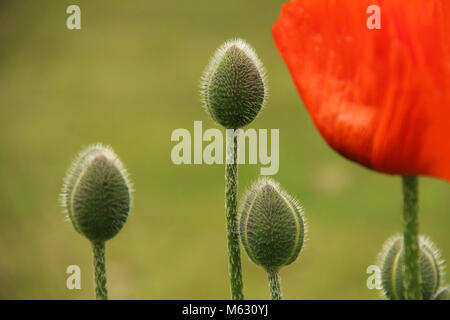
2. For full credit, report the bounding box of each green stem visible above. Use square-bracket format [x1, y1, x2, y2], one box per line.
[92, 241, 108, 300]
[401, 176, 422, 300]
[267, 268, 283, 300]
[225, 130, 244, 300]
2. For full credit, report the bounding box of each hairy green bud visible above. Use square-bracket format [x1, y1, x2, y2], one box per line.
[200, 38, 267, 129]
[239, 178, 305, 270]
[378, 235, 444, 300]
[434, 286, 450, 300]
[61, 143, 132, 243]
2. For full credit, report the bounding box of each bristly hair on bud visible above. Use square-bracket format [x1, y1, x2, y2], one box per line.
[377, 234, 445, 300]
[60, 143, 133, 243]
[434, 286, 450, 300]
[200, 38, 268, 129]
[239, 178, 306, 271]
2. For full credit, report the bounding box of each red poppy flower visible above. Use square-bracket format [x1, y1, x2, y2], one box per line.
[272, 0, 450, 182]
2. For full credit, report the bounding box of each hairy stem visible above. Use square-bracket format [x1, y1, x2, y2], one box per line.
[402, 176, 422, 300]
[225, 130, 244, 300]
[267, 268, 283, 300]
[92, 241, 108, 300]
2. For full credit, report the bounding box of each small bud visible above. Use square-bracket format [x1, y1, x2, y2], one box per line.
[239, 178, 306, 270]
[61, 143, 132, 243]
[378, 235, 444, 300]
[200, 38, 267, 129]
[434, 286, 450, 300]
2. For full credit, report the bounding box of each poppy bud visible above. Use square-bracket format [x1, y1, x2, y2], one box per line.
[61, 143, 132, 243]
[378, 235, 444, 300]
[434, 286, 450, 300]
[239, 178, 305, 270]
[200, 38, 267, 129]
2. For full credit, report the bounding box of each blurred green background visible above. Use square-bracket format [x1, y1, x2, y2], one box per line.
[0, 0, 448, 300]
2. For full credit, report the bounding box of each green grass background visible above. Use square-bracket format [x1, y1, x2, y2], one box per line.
[0, 0, 448, 299]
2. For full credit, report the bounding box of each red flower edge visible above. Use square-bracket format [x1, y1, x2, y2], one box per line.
[272, 0, 450, 182]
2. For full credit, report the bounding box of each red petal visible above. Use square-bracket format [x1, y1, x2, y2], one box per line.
[272, 0, 450, 182]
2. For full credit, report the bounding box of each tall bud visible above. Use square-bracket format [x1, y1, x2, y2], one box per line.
[200, 38, 267, 129]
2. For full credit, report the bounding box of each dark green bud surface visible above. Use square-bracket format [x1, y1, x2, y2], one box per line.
[378, 235, 443, 300]
[239, 178, 305, 270]
[61, 143, 132, 242]
[201, 38, 267, 129]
